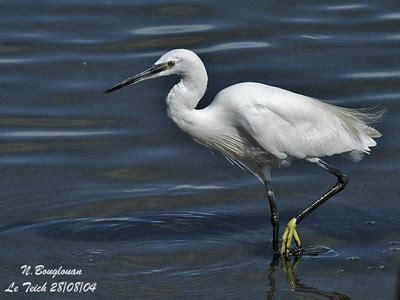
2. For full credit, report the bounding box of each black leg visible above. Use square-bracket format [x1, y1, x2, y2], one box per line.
[264, 178, 280, 253]
[295, 159, 349, 225]
[281, 159, 349, 255]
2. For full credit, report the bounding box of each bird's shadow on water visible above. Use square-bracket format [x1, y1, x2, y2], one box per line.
[267, 253, 350, 300]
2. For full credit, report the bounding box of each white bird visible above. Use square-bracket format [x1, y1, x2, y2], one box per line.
[104, 49, 383, 256]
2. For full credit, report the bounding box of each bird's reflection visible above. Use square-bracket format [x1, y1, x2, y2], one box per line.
[267, 253, 350, 299]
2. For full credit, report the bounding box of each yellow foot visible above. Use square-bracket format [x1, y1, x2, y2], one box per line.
[280, 218, 302, 256]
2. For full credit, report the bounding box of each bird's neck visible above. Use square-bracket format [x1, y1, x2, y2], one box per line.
[166, 67, 208, 132]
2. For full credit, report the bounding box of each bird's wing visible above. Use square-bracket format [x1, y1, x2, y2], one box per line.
[217, 83, 379, 161]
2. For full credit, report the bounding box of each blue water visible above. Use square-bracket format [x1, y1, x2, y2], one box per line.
[0, 0, 399, 298]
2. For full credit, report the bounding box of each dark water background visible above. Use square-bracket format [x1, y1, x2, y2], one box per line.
[0, 0, 399, 298]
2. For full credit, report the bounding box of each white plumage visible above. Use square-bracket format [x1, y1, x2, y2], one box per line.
[150, 50, 382, 181]
[204, 83, 381, 177]
[104, 49, 384, 255]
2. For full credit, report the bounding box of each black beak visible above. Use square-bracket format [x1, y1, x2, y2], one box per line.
[103, 63, 166, 94]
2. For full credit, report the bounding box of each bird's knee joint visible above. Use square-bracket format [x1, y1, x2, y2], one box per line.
[340, 174, 349, 185]
[267, 191, 274, 198]
[337, 173, 349, 189]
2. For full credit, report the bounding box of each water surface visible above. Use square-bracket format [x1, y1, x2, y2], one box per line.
[0, 0, 399, 298]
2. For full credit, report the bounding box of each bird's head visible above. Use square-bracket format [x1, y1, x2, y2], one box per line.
[103, 49, 203, 94]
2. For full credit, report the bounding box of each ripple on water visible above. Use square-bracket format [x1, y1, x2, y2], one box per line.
[324, 4, 370, 11]
[0, 129, 121, 139]
[302, 245, 340, 259]
[0, 58, 33, 64]
[344, 70, 400, 79]
[67, 249, 115, 268]
[135, 41, 272, 58]
[15, 211, 269, 277]
[197, 41, 272, 53]
[131, 24, 214, 35]
[379, 12, 400, 20]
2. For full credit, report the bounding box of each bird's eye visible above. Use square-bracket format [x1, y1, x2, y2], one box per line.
[168, 61, 175, 68]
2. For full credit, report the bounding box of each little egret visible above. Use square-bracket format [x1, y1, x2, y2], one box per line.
[104, 49, 383, 256]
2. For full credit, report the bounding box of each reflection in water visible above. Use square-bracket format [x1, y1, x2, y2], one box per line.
[267, 254, 350, 299]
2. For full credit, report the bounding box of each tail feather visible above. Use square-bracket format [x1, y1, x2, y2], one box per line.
[365, 126, 382, 138]
[314, 100, 385, 140]
[317, 101, 385, 162]
[336, 105, 386, 140]
[340, 104, 386, 125]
